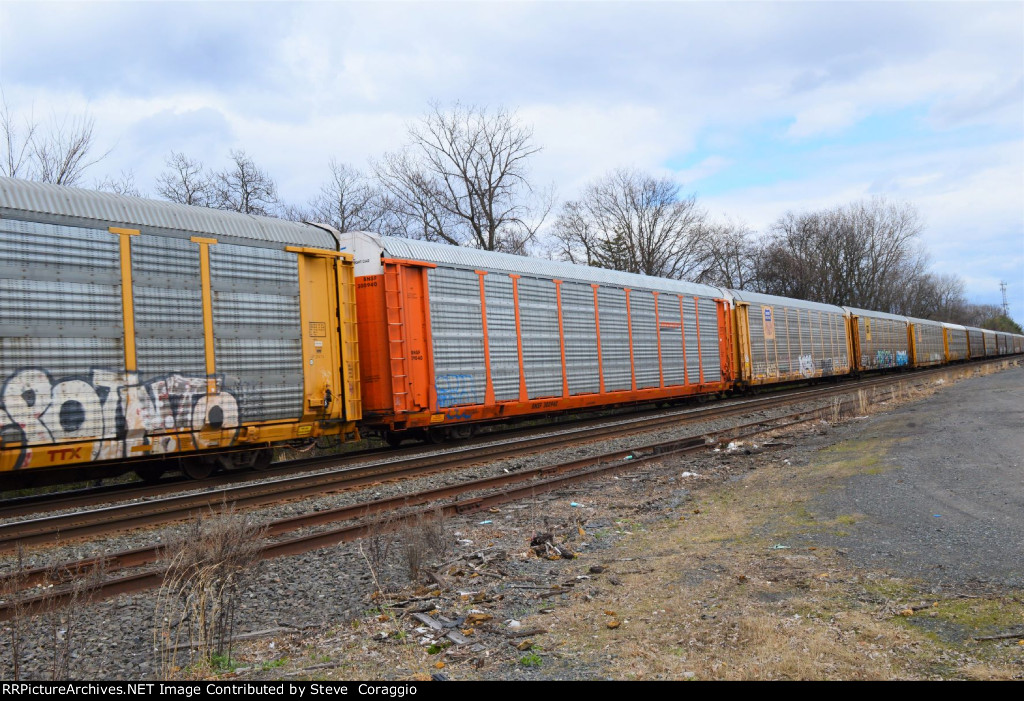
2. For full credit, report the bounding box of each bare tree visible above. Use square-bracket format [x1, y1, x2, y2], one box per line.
[375, 102, 550, 253]
[156, 152, 212, 206]
[212, 149, 279, 216]
[31, 113, 107, 186]
[1, 96, 107, 185]
[307, 159, 401, 233]
[1, 96, 36, 178]
[697, 219, 760, 289]
[552, 168, 711, 279]
[757, 198, 928, 312]
[96, 169, 142, 197]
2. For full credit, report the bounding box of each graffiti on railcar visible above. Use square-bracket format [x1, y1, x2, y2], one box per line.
[798, 355, 815, 378]
[874, 350, 894, 368]
[821, 358, 834, 376]
[435, 374, 475, 409]
[896, 351, 909, 366]
[0, 368, 240, 469]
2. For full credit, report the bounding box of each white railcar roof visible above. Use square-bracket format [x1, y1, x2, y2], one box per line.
[0, 176, 337, 249]
[905, 316, 945, 328]
[370, 233, 728, 298]
[842, 306, 909, 323]
[729, 289, 846, 315]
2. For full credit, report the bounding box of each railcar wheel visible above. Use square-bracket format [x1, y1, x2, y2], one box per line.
[384, 431, 404, 448]
[251, 448, 274, 471]
[181, 457, 214, 480]
[425, 427, 447, 444]
[135, 466, 165, 484]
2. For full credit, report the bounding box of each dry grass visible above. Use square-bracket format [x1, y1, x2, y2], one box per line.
[533, 417, 1022, 680]
[154, 507, 266, 677]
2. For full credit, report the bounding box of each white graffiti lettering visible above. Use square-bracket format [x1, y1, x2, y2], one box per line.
[0, 368, 240, 469]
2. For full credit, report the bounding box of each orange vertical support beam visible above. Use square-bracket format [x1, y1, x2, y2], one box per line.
[510, 275, 528, 402]
[653, 292, 664, 388]
[693, 297, 705, 385]
[592, 285, 604, 394]
[717, 300, 733, 383]
[554, 280, 569, 398]
[678, 295, 689, 386]
[625, 289, 637, 391]
[476, 271, 495, 406]
[417, 267, 438, 411]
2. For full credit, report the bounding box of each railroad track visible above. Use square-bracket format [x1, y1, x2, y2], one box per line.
[3, 361, 1000, 619]
[1, 357, 991, 523]
[0, 365, 948, 552]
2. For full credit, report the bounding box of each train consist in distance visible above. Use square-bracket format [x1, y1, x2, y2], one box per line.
[0, 177, 1020, 485]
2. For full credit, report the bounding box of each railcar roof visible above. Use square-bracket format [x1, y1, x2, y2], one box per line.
[729, 289, 847, 315]
[905, 315, 945, 328]
[841, 306, 908, 323]
[374, 233, 727, 298]
[0, 176, 337, 249]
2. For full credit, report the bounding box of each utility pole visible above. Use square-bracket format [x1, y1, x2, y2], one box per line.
[1000, 281, 1009, 317]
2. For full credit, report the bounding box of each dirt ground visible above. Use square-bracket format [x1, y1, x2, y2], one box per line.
[220, 362, 1024, 681]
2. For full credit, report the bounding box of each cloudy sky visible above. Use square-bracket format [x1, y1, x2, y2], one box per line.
[1, 1, 1021, 315]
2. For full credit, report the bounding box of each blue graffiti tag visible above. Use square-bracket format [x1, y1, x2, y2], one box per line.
[896, 351, 909, 366]
[435, 374, 475, 409]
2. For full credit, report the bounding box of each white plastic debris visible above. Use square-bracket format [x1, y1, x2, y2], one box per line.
[680, 471, 701, 478]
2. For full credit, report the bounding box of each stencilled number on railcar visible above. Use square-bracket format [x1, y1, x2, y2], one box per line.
[356, 276, 379, 289]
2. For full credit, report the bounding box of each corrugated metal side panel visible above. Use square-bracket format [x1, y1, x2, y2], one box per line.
[0, 218, 124, 382]
[658, 297, 685, 386]
[966, 329, 983, 358]
[210, 244, 302, 422]
[914, 322, 945, 365]
[483, 275, 519, 402]
[827, 312, 848, 374]
[983, 331, 996, 356]
[598, 287, 632, 391]
[682, 299, 701, 382]
[428, 267, 485, 408]
[131, 234, 206, 379]
[698, 298, 721, 382]
[630, 291, 660, 389]
[561, 281, 600, 395]
[518, 277, 563, 399]
[748, 305, 770, 379]
[858, 315, 909, 369]
[778, 308, 793, 375]
[748, 305, 770, 380]
[947, 330, 968, 361]
[811, 311, 824, 369]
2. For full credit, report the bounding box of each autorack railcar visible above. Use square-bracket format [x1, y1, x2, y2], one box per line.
[343, 231, 734, 444]
[730, 290, 851, 385]
[0, 177, 361, 483]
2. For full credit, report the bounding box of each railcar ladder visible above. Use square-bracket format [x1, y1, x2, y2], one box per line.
[384, 263, 412, 413]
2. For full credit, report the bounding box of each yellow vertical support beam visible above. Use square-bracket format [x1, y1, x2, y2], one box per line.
[110, 227, 140, 372]
[191, 237, 218, 392]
